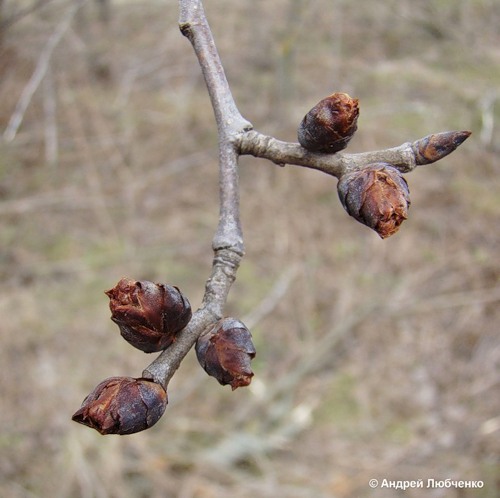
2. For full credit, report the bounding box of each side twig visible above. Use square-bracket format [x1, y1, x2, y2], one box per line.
[238, 129, 471, 177]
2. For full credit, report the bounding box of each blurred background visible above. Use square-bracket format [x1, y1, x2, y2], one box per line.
[0, 0, 499, 497]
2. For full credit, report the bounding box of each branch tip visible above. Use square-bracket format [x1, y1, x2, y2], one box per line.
[414, 130, 471, 165]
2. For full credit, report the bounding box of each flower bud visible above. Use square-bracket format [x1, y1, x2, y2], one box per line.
[298, 92, 359, 153]
[105, 278, 192, 353]
[72, 376, 167, 435]
[195, 318, 256, 390]
[337, 163, 410, 239]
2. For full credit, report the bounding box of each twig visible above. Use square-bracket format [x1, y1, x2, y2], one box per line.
[199, 284, 500, 466]
[242, 264, 300, 329]
[178, 0, 251, 139]
[178, 0, 251, 253]
[479, 91, 496, 148]
[238, 129, 471, 178]
[2, 0, 86, 143]
[392, 286, 500, 315]
[143, 0, 253, 385]
[66, 0, 474, 439]
[200, 306, 375, 466]
[0, 0, 57, 32]
[43, 67, 58, 167]
[142, 0, 470, 390]
[61, 73, 119, 238]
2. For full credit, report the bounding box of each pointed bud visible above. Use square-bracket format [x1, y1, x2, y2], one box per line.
[338, 163, 410, 239]
[105, 278, 192, 353]
[298, 92, 359, 153]
[195, 318, 256, 390]
[72, 377, 167, 435]
[413, 130, 471, 165]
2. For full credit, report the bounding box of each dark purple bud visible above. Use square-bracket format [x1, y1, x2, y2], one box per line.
[298, 92, 359, 153]
[72, 376, 167, 435]
[105, 278, 192, 353]
[338, 163, 410, 238]
[196, 318, 256, 390]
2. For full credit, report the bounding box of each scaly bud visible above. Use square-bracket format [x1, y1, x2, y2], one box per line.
[413, 130, 471, 165]
[195, 318, 256, 390]
[338, 163, 410, 239]
[298, 92, 359, 153]
[105, 278, 192, 353]
[72, 376, 167, 435]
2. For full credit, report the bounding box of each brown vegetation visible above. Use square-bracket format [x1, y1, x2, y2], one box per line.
[0, 0, 499, 497]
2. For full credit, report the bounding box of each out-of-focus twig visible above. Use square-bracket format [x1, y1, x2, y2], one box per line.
[392, 286, 500, 315]
[200, 305, 375, 467]
[3, 0, 86, 143]
[61, 72, 119, 238]
[242, 264, 300, 329]
[0, 187, 108, 214]
[479, 91, 496, 148]
[199, 283, 500, 466]
[43, 68, 58, 167]
[0, 0, 57, 32]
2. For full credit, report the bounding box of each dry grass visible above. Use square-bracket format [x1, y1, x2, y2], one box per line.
[0, 0, 499, 497]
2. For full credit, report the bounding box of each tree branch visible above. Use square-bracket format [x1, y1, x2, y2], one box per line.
[69, 0, 474, 438]
[238, 129, 471, 178]
[143, 0, 252, 386]
[142, 1, 470, 389]
[178, 0, 251, 138]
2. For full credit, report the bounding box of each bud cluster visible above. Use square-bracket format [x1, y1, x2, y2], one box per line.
[297, 93, 415, 238]
[73, 278, 257, 435]
[72, 92, 468, 437]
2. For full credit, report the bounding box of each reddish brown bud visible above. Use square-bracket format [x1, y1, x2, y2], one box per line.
[298, 92, 359, 153]
[195, 318, 256, 390]
[413, 130, 471, 165]
[72, 377, 167, 435]
[338, 163, 410, 239]
[105, 278, 192, 353]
